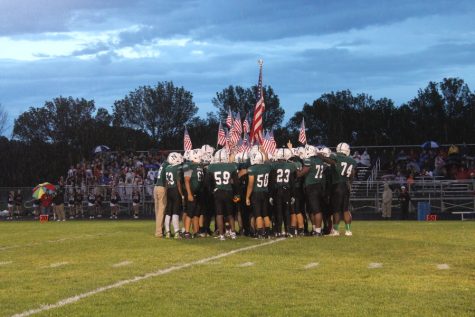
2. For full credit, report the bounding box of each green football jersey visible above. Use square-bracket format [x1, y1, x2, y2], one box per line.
[303, 156, 326, 186]
[207, 162, 238, 191]
[247, 163, 272, 192]
[182, 162, 204, 192]
[155, 162, 169, 186]
[165, 164, 182, 189]
[331, 153, 357, 184]
[271, 161, 296, 188]
[292, 160, 304, 189]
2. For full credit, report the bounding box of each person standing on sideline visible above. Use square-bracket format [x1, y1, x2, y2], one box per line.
[381, 183, 393, 219]
[399, 186, 411, 220]
[153, 159, 169, 237]
[53, 186, 66, 221]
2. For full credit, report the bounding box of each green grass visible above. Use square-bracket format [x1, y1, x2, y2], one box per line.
[0, 220, 474, 317]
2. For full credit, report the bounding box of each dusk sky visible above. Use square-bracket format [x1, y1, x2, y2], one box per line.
[1, 0, 475, 133]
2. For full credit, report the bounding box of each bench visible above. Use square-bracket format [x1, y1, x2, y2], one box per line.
[452, 211, 475, 221]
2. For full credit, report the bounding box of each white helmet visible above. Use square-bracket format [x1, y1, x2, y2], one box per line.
[201, 144, 215, 155]
[336, 142, 350, 156]
[201, 152, 213, 164]
[189, 149, 203, 163]
[167, 152, 183, 166]
[274, 148, 292, 161]
[304, 145, 316, 158]
[213, 149, 229, 163]
[234, 151, 249, 163]
[183, 150, 192, 161]
[319, 146, 331, 158]
[249, 151, 265, 165]
[296, 147, 306, 159]
[249, 145, 260, 154]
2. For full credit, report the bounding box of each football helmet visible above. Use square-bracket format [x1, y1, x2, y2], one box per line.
[249, 151, 265, 165]
[336, 142, 350, 156]
[201, 152, 213, 164]
[304, 145, 316, 158]
[213, 149, 229, 163]
[167, 152, 183, 166]
[274, 148, 292, 161]
[201, 144, 215, 155]
[319, 146, 331, 158]
[188, 149, 203, 163]
[234, 151, 249, 163]
[183, 150, 192, 161]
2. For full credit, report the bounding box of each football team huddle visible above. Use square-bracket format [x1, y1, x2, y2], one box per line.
[154, 142, 357, 240]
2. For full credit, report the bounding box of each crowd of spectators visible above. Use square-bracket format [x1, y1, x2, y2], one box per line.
[60, 150, 169, 217]
[375, 145, 475, 182]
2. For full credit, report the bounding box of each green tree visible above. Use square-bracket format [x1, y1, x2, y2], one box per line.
[113, 81, 197, 142]
[212, 85, 284, 130]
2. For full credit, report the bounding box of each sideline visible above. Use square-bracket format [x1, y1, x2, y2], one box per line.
[0, 233, 115, 251]
[11, 238, 285, 317]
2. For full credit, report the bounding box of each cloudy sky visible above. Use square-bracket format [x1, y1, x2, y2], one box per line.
[1, 0, 475, 133]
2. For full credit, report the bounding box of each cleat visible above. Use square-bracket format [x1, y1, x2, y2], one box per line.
[345, 231, 353, 236]
[329, 229, 340, 237]
[165, 231, 171, 239]
[174, 232, 182, 239]
[230, 232, 237, 240]
[198, 232, 207, 238]
[314, 232, 322, 237]
[219, 235, 226, 241]
[133, 215, 139, 219]
[184, 232, 192, 239]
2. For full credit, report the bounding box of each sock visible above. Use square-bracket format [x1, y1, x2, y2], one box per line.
[164, 215, 171, 233]
[265, 227, 271, 236]
[315, 227, 322, 234]
[312, 225, 316, 231]
[297, 228, 304, 235]
[333, 224, 339, 231]
[289, 226, 296, 235]
[172, 215, 180, 234]
[345, 223, 351, 231]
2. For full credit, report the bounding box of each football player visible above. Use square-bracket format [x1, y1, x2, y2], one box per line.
[245, 150, 272, 238]
[235, 152, 252, 236]
[164, 152, 184, 239]
[182, 149, 205, 238]
[269, 148, 296, 237]
[320, 142, 356, 236]
[297, 145, 327, 236]
[207, 149, 239, 240]
[153, 159, 169, 237]
[288, 145, 307, 236]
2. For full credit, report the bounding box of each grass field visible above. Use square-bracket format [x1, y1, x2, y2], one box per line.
[0, 220, 474, 317]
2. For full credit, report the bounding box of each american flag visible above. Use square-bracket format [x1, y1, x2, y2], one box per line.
[250, 60, 265, 145]
[262, 130, 276, 155]
[233, 112, 242, 136]
[239, 133, 251, 153]
[183, 127, 192, 151]
[243, 112, 250, 134]
[226, 108, 233, 128]
[217, 122, 226, 146]
[298, 118, 307, 145]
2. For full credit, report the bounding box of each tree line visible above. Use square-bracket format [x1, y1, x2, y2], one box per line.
[1, 77, 474, 186]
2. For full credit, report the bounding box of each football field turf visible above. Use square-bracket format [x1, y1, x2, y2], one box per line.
[0, 220, 474, 317]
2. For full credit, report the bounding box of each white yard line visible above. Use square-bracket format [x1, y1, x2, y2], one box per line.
[368, 262, 383, 269]
[47, 262, 69, 268]
[304, 262, 319, 269]
[11, 238, 285, 317]
[112, 261, 133, 268]
[436, 263, 450, 270]
[0, 261, 13, 266]
[238, 262, 255, 267]
[0, 233, 115, 251]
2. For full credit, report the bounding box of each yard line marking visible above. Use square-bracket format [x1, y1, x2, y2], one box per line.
[368, 262, 383, 269]
[0, 233, 115, 251]
[47, 262, 69, 268]
[304, 262, 319, 269]
[11, 238, 285, 317]
[238, 262, 254, 267]
[436, 264, 450, 270]
[112, 261, 133, 268]
[0, 261, 13, 266]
